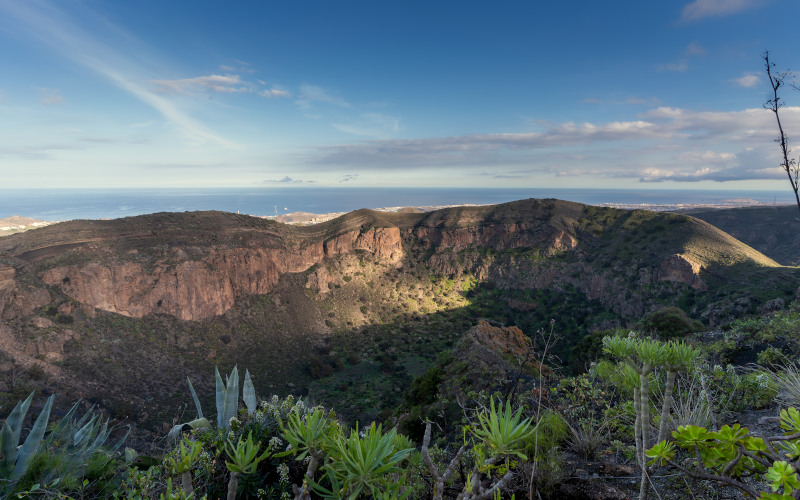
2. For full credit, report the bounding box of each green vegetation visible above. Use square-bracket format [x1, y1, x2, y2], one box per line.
[6, 299, 800, 498]
[5, 201, 800, 497]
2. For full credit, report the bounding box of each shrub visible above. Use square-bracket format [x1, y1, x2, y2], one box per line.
[638, 306, 703, 339]
[407, 366, 442, 406]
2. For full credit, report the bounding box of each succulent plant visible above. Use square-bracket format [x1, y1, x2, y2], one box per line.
[0, 392, 54, 495]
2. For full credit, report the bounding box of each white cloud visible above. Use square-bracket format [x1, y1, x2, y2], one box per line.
[731, 73, 760, 88]
[149, 74, 249, 94]
[680, 0, 763, 22]
[259, 88, 291, 98]
[311, 105, 800, 184]
[37, 87, 64, 105]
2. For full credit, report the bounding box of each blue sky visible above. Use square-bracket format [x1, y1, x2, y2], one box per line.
[2, 0, 800, 190]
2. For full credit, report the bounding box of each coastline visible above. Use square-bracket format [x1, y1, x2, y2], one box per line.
[1, 197, 793, 234]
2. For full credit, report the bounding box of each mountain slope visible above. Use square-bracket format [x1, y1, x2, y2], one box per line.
[0, 198, 796, 431]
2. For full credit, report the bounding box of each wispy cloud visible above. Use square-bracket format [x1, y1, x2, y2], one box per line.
[0, 1, 236, 147]
[657, 61, 689, 72]
[263, 176, 313, 184]
[657, 43, 707, 73]
[149, 74, 249, 94]
[731, 73, 760, 88]
[37, 87, 64, 105]
[680, 0, 764, 22]
[339, 174, 358, 183]
[686, 42, 707, 56]
[296, 85, 349, 109]
[333, 113, 400, 138]
[259, 88, 291, 98]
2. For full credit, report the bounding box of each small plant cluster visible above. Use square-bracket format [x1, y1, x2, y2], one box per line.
[1, 364, 569, 499]
[647, 407, 800, 499]
[0, 392, 129, 499]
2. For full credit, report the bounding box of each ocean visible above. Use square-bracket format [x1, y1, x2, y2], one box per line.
[0, 187, 794, 221]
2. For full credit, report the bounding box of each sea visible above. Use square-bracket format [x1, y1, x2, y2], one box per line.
[0, 187, 795, 221]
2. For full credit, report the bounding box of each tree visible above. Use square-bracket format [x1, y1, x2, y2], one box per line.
[764, 51, 800, 213]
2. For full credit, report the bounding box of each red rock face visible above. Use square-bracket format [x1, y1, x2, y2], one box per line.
[40, 228, 404, 321]
[657, 254, 706, 290]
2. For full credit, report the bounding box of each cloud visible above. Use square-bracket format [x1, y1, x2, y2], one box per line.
[259, 88, 290, 98]
[657, 61, 689, 72]
[339, 174, 358, 183]
[296, 85, 349, 109]
[686, 42, 707, 56]
[309, 105, 800, 184]
[149, 74, 249, 94]
[37, 87, 64, 105]
[580, 96, 662, 105]
[314, 120, 672, 169]
[680, 0, 763, 22]
[731, 73, 760, 88]
[333, 113, 400, 138]
[1, 1, 236, 146]
[262, 176, 313, 184]
[0, 142, 83, 160]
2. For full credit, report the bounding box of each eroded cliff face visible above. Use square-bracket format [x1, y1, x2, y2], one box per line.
[28, 221, 583, 322]
[25, 218, 716, 323]
[39, 227, 403, 321]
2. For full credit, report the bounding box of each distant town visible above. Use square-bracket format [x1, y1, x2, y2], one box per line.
[0, 215, 58, 236]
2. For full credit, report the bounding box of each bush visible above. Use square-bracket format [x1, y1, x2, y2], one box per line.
[638, 306, 703, 339]
[407, 366, 442, 406]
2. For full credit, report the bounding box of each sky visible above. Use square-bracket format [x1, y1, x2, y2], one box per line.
[2, 0, 800, 190]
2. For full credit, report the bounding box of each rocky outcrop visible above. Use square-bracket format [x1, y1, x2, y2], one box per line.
[0, 265, 50, 320]
[39, 228, 403, 321]
[657, 254, 706, 290]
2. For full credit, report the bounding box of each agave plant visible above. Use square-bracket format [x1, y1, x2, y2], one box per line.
[38, 399, 130, 484]
[0, 392, 54, 496]
[168, 366, 257, 442]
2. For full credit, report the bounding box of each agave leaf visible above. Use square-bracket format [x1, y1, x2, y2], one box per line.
[73, 414, 99, 447]
[6, 392, 34, 443]
[75, 403, 97, 429]
[187, 377, 203, 420]
[243, 369, 256, 415]
[48, 400, 81, 444]
[86, 419, 111, 454]
[167, 417, 211, 443]
[1, 421, 15, 469]
[11, 394, 54, 481]
[224, 366, 239, 426]
[217, 366, 239, 429]
[110, 426, 132, 452]
[215, 367, 225, 428]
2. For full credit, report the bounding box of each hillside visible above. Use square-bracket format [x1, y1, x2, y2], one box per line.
[687, 205, 800, 266]
[0, 198, 797, 433]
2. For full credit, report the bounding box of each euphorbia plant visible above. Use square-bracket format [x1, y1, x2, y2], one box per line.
[647, 407, 800, 499]
[224, 431, 272, 500]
